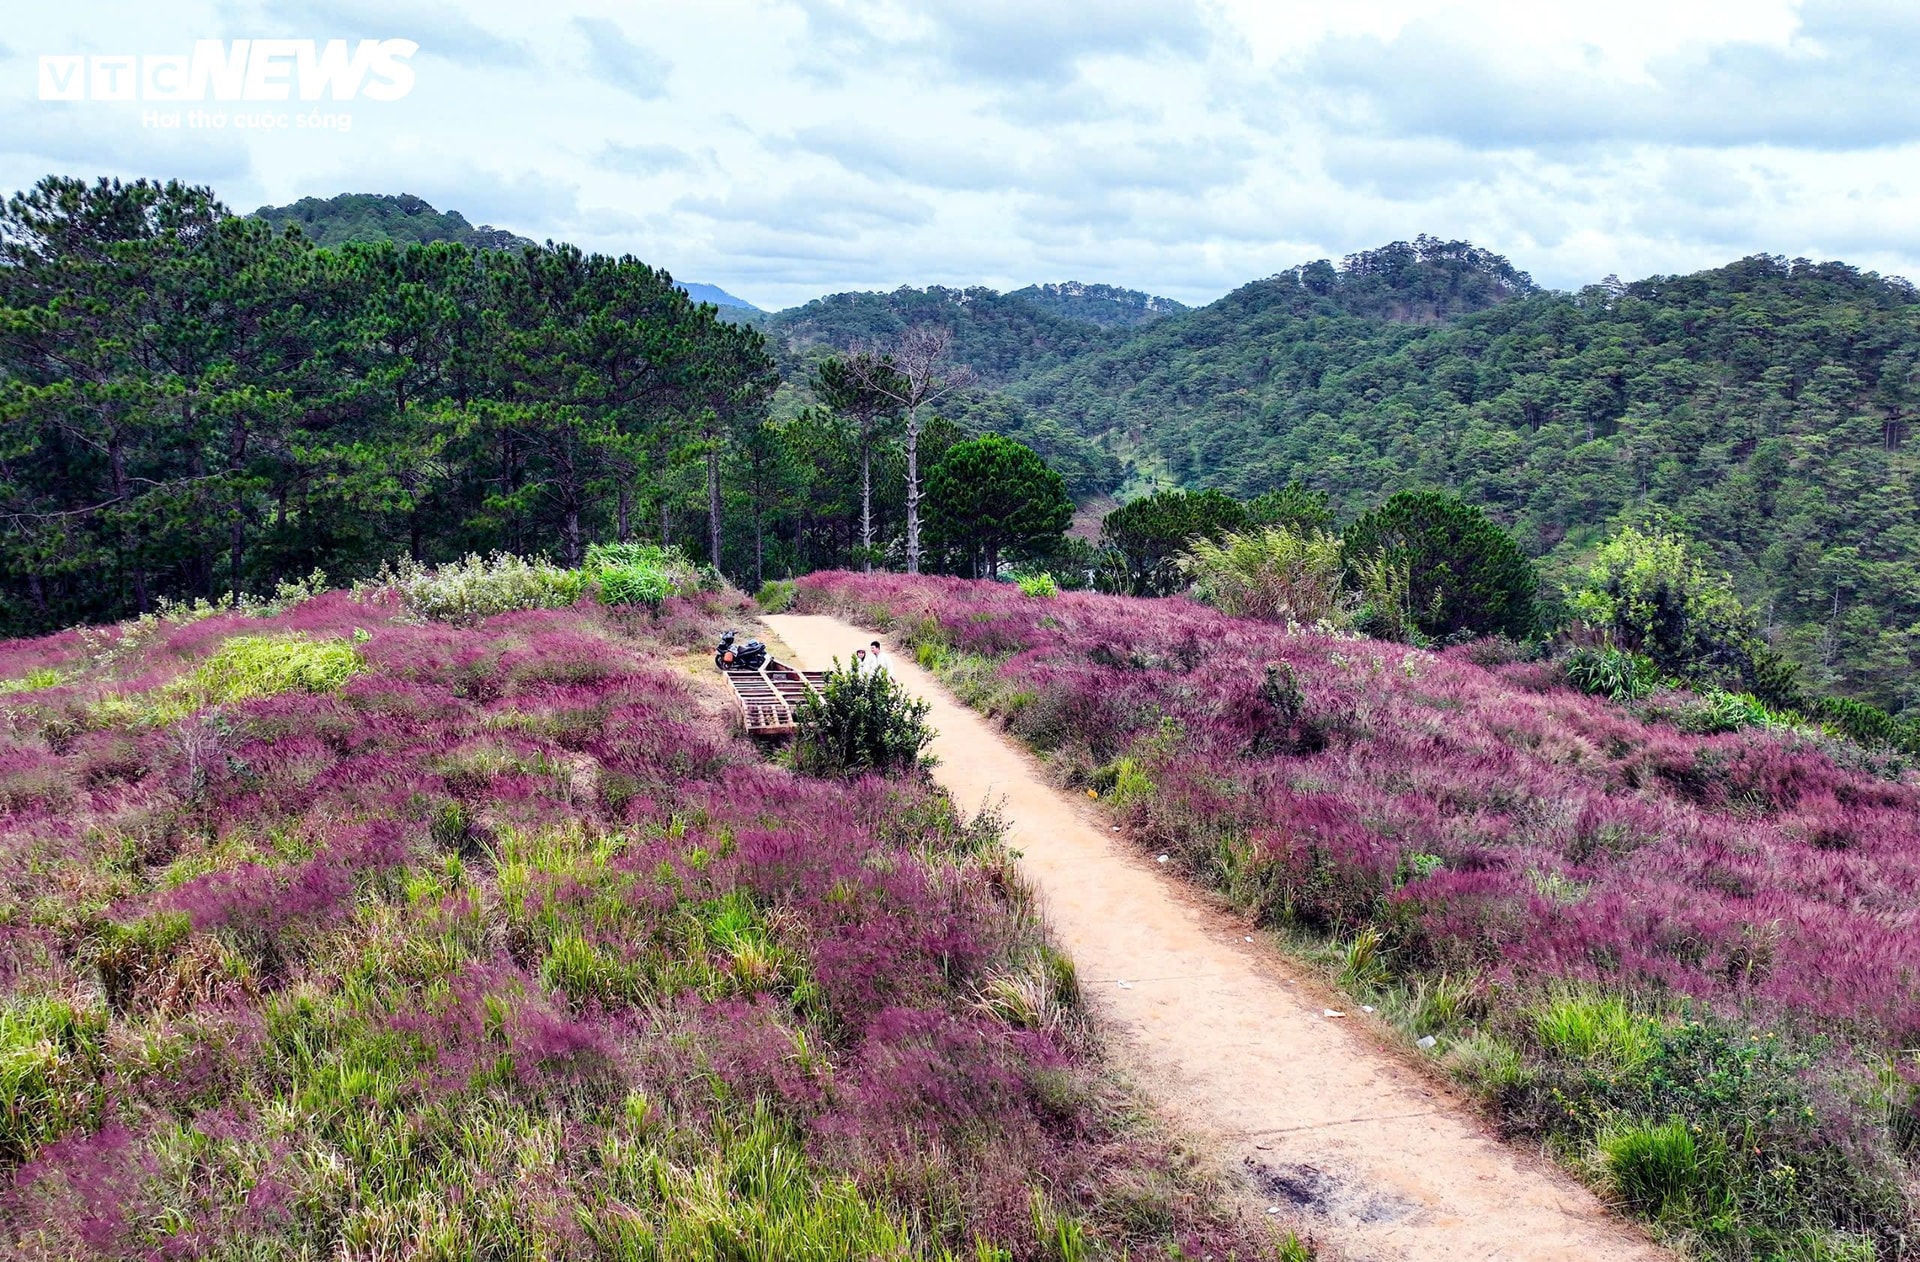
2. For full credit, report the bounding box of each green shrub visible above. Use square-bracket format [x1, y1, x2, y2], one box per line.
[1337, 926, 1390, 990]
[584, 542, 707, 608]
[1100, 488, 1249, 597]
[755, 579, 798, 613]
[376, 553, 587, 624]
[1015, 571, 1059, 598]
[1090, 755, 1154, 806]
[1508, 1014, 1911, 1259]
[1675, 688, 1777, 735]
[1567, 523, 1762, 687]
[106, 633, 365, 726]
[1182, 526, 1349, 625]
[1344, 490, 1538, 640]
[1351, 551, 1418, 643]
[793, 664, 934, 779]
[1563, 645, 1660, 702]
[1812, 695, 1916, 754]
[596, 566, 675, 607]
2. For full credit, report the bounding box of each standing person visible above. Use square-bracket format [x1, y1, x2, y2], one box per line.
[868, 639, 893, 677]
[853, 647, 870, 677]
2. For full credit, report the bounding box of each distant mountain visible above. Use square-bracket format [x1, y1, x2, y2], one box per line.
[677, 282, 759, 311]
[753, 237, 1919, 710]
[254, 194, 755, 314]
[757, 285, 1106, 386]
[251, 193, 535, 250]
[1008, 242, 1919, 711]
[1008, 282, 1187, 328]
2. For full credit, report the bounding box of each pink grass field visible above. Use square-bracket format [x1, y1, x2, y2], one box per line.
[795, 572, 1920, 1046]
[0, 588, 1270, 1259]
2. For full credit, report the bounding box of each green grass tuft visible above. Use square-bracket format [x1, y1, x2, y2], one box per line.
[1599, 1119, 1704, 1219]
[1533, 991, 1656, 1069]
[0, 995, 107, 1161]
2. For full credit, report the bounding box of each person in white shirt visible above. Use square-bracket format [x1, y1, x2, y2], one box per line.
[867, 640, 893, 677]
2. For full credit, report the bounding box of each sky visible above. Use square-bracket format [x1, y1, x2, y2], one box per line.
[6, 0, 1920, 310]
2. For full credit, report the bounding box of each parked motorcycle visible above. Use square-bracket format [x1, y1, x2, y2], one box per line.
[714, 630, 768, 671]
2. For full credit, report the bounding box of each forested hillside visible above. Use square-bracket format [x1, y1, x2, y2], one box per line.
[1006, 252, 1920, 711]
[1005, 282, 1186, 328]
[10, 175, 1917, 712]
[250, 194, 756, 310]
[749, 286, 1133, 501]
[753, 285, 1109, 385]
[752, 237, 1916, 712]
[251, 192, 534, 250]
[1, 177, 774, 635]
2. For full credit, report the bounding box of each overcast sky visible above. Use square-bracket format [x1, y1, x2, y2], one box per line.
[6, 0, 1919, 309]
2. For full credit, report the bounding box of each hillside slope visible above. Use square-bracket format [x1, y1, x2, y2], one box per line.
[756, 284, 1113, 386]
[1005, 282, 1187, 328]
[0, 585, 1274, 1257]
[1013, 254, 1920, 710]
[773, 609, 1674, 1262]
[795, 570, 1920, 1259]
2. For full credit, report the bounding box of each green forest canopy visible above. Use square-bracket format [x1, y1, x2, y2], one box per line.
[7, 181, 1917, 714]
[755, 238, 1919, 714]
[251, 192, 535, 251]
[1, 176, 774, 633]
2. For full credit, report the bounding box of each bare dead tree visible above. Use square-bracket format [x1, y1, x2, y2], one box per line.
[846, 325, 975, 574]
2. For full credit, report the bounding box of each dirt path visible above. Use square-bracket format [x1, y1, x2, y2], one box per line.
[766, 614, 1672, 1262]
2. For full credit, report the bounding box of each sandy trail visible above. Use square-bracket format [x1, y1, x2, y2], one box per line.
[766, 613, 1671, 1262]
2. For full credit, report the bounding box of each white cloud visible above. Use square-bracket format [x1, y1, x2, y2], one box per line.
[256, 0, 534, 68]
[4, 0, 1920, 309]
[599, 140, 698, 177]
[572, 16, 670, 100]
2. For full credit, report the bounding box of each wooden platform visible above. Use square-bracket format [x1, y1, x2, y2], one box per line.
[719, 657, 827, 736]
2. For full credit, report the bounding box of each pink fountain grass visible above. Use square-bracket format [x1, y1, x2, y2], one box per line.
[795, 570, 1920, 1044]
[0, 589, 1260, 1259]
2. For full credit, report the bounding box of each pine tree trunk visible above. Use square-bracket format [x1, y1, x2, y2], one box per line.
[110, 439, 148, 613]
[227, 415, 248, 608]
[860, 432, 874, 573]
[905, 405, 921, 575]
[229, 508, 245, 609]
[707, 449, 722, 570]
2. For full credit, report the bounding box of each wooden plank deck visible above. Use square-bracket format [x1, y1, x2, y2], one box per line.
[719, 657, 827, 735]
